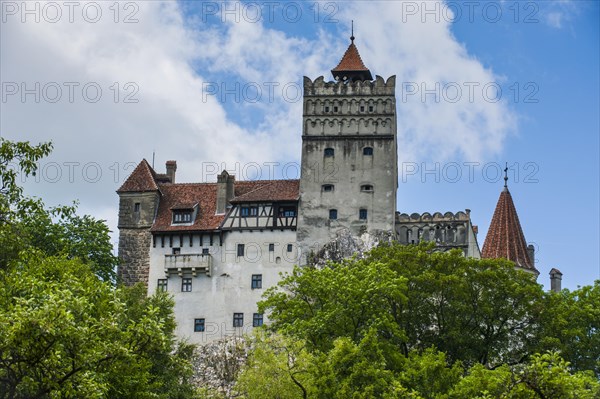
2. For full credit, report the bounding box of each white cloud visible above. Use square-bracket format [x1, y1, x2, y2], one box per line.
[1, 0, 519, 243]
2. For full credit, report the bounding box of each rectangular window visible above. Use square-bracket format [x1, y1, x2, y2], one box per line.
[249, 206, 258, 216]
[134, 202, 140, 212]
[251, 274, 262, 289]
[202, 248, 209, 255]
[173, 211, 192, 224]
[287, 244, 293, 252]
[279, 207, 296, 217]
[269, 243, 275, 252]
[359, 209, 368, 220]
[253, 313, 264, 327]
[157, 279, 168, 292]
[240, 207, 249, 217]
[182, 278, 192, 292]
[329, 209, 338, 220]
[172, 247, 181, 255]
[194, 318, 205, 332]
[237, 244, 245, 257]
[233, 313, 244, 327]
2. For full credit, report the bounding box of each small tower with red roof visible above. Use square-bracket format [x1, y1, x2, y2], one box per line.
[481, 167, 539, 277]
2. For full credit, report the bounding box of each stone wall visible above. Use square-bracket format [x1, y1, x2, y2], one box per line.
[118, 228, 152, 286]
[117, 191, 159, 286]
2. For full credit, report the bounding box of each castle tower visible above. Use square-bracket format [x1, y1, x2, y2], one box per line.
[481, 172, 539, 276]
[117, 159, 164, 285]
[297, 34, 398, 262]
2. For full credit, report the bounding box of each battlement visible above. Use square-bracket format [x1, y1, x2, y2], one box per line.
[396, 210, 472, 223]
[303, 75, 396, 97]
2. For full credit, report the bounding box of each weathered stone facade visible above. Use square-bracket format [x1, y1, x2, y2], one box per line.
[117, 191, 160, 285]
[297, 75, 398, 263]
[395, 210, 481, 258]
[117, 229, 152, 285]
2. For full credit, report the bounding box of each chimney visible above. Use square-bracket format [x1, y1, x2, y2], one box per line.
[527, 244, 535, 266]
[549, 268, 562, 293]
[166, 160, 177, 183]
[216, 170, 235, 214]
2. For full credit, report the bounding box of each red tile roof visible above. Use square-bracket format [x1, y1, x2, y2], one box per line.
[117, 159, 160, 192]
[151, 183, 222, 232]
[332, 41, 370, 73]
[482, 188, 537, 272]
[150, 180, 300, 232]
[230, 180, 299, 203]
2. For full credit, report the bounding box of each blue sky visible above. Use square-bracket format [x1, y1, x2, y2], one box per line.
[1, 1, 598, 289]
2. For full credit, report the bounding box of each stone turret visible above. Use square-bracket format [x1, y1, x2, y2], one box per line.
[117, 159, 161, 286]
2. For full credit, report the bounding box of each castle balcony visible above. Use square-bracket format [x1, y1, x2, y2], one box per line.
[164, 254, 212, 277]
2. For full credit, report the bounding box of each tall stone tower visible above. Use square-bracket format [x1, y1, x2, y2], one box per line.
[297, 35, 398, 262]
[117, 159, 167, 285]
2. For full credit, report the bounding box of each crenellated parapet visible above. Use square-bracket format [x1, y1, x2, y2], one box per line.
[303, 75, 396, 96]
[396, 210, 471, 223]
[395, 210, 481, 258]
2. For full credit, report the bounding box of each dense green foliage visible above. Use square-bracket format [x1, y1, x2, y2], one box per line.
[232, 243, 600, 398]
[0, 138, 118, 282]
[0, 139, 199, 398]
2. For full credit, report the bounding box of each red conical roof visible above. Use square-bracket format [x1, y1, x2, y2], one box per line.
[482, 187, 537, 272]
[117, 159, 159, 192]
[331, 38, 373, 81]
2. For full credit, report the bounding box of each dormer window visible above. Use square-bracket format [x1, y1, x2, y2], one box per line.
[361, 184, 374, 192]
[324, 148, 334, 157]
[173, 211, 193, 223]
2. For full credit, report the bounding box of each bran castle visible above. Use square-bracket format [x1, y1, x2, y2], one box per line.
[117, 37, 552, 344]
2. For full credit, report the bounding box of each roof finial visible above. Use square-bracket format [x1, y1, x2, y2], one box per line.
[504, 162, 509, 188]
[350, 20, 355, 42]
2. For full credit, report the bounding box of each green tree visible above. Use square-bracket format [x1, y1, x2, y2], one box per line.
[538, 282, 600, 376]
[235, 332, 315, 399]
[261, 243, 544, 367]
[0, 138, 198, 398]
[0, 138, 117, 281]
[0, 252, 198, 399]
[450, 352, 599, 399]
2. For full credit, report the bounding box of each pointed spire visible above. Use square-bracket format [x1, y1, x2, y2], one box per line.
[331, 23, 373, 82]
[482, 182, 538, 274]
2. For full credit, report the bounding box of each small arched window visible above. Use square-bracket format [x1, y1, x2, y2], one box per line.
[324, 148, 334, 157]
[363, 147, 373, 156]
[322, 184, 334, 192]
[361, 184, 374, 192]
[329, 209, 338, 220]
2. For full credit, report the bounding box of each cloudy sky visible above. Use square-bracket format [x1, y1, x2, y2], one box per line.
[2, 0, 598, 289]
